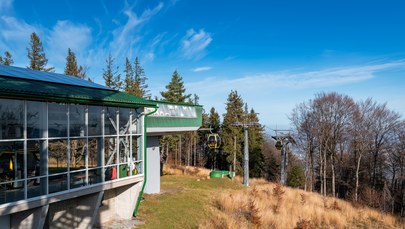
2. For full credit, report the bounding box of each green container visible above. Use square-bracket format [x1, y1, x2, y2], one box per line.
[119, 164, 129, 178]
[210, 170, 236, 178]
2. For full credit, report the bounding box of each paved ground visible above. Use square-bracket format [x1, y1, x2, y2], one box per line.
[96, 218, 145, 229]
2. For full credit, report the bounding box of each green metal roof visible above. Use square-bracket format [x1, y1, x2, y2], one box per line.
[0, 76, 157, 108]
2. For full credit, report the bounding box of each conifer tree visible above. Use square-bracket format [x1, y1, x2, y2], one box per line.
[124, 57, 150, 98]
[209, 107, 221, 133]
[160, 70, 191, 103]
[0, 51, 14, 66]
[220, 90, 245, 172]
[64, 48, 86, 79]
[247, 107, 265, 177]
[27, 32, 54, 72]
[134, 57, 150, 98]
[124, 57, 135, 94]
[103, 53, 122, 90]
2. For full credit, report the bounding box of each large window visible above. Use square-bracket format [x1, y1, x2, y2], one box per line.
[0, 99, 144, 205]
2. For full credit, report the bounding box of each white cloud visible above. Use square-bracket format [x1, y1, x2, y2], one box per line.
[186, 61, 405, 126]
[110, 2, 164, 57]
[192, 66, 212, 72]
[188, 61, 405, 96]
[47, 20, 92, 67]
[0, 16, 41, 66]
[180, 29, 212, 59]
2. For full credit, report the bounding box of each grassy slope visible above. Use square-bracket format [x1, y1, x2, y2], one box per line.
[137, 174, 243, 229]
[137, 168, 403, 229]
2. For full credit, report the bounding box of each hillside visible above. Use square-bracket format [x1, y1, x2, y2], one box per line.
[136, 166, 403, 229]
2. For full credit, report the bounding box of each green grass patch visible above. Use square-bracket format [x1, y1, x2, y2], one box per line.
[137, 174, 242, 229]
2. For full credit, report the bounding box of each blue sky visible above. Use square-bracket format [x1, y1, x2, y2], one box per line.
[1, 0, 405, 129]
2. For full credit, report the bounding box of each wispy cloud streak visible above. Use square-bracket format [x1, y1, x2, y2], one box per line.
[192, 66, 212, 72]
[181, 29, 212, 59]
[187, 61, 405, 96]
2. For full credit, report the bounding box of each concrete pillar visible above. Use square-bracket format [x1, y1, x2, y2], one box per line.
[115, 182, 142, 219]
[10, 205, 48, 229]
[46, 192, 102, 229]
[0, 215, 10, 229]
[145, 136, 160, 194]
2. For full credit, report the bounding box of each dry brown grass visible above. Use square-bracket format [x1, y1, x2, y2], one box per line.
[163, 164, 211, 178]
[200, 181, 403, 229]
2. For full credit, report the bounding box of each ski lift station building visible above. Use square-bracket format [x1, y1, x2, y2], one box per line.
[0, 65, 202, 228]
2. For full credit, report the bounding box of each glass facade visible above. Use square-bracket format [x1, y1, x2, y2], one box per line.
[0, 98, 144, 205]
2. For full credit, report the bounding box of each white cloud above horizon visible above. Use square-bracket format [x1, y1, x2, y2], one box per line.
[180, 29, 212, 60]
[186, 61, 405, 97]
[192, 66, 212, 72]
[47, 20, 92, 69]
[181, 61, 405, 126]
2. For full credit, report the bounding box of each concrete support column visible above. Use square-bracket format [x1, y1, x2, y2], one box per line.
[0, 215, 10, 229]
[145, 136, 160, 194]
[115, 182, 142, 219]
[11, 205, 48, 229]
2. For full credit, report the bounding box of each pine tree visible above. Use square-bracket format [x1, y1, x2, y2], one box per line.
[27, 32, 54, 72]
[247, 107, 265, 177]
[0, 51, 14, 66]
[124, 57, 135, 94]
[134, 57, 150, 98]
[64, 48, 86, 79]
[209, 107, 221, 133]
[103, 53, 122, 90]
[220, 90, 245, 172]
[123, 57, 150, 98]
[160, 70, 191, 103]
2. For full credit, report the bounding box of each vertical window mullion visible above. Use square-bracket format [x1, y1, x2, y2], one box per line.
[116, 109, 119, 179]
[85, 106, 88, 185]
[45, 102, 49, 195]
[129, 110, 133, 177]
[24, 100, 27, 199]
[101, 107, 105, 182]
[67, 104, 70, 190]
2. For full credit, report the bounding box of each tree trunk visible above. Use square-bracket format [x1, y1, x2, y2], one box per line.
[165, 143, 169, 164]
[179, 136, 182, 166]
[323, 149, 327, 196]
[320, 147, 324, 195]
[331, 153, 336, 197]
[355, 154, 362, 202]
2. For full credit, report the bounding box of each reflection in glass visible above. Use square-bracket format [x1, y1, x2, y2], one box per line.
[70, 170, 87, 189]
[0, 181, 25, 204]
[104, 138, 117, 166]
[48, 174, 68, 194]
[119, 136, 131, 164]
[26, 140, 47, 197]
[0, 99, 24, 140]
[0, 141, 24, 185]
[48, 140, 67, 174]
[70, 139, 86, 170]
[88, 138, 101, 168]
[88, 168, 102, 184]
[69, 104, 86, 137]
[27, 101, 47, 139]
[104, 138, 117, 181]
[26, 140, 44, 178]
[104, 107, 117, 135]
[131, 136, 141, 175]
[119, 108, 130, 135]
[48, 103, 67, 137]
[88, 106, 102, 136]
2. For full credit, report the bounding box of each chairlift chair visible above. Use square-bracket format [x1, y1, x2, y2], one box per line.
[275, 140, 283, 150]
[207, 133, 221, 149]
